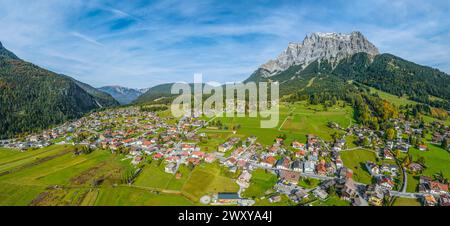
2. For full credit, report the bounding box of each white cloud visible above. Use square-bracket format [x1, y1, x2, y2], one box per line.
[0, 0, 449, 89]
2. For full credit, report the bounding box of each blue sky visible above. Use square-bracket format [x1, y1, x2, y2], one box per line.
[1, 0, 449, 89]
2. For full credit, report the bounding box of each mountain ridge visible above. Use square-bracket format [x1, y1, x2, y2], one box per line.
[244, 31, 450, 110]
[259, 31, 379, 76]
[0, 42, 118, 138]
[98, 85, 144, 105]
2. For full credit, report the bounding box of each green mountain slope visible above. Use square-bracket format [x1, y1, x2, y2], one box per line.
[246, 52, 450, 110]
[133, 83, 176, 103]
[0, 42, 117, 138]
[334, 53, 450, 108]
[60, 75, 119, 107]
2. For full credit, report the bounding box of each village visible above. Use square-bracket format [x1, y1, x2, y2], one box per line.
[1, 106, 449, 207]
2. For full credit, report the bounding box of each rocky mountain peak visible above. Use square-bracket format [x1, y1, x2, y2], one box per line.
[260, 31, 379, 76]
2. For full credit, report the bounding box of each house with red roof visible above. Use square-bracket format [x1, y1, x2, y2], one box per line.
[204, 153, 216, 163]
[261, 156, 277, 168]
[418, 144, 428, 151]
[153, 152, 163, 160]
[292, 141, 305, 150]
[430, 181, 449, 195]
[191, 151, 205, 159]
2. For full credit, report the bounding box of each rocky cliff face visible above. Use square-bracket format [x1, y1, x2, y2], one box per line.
[259, 31, 379, 77]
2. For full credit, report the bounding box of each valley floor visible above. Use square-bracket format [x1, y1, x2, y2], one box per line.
[0, 100, 449, 206]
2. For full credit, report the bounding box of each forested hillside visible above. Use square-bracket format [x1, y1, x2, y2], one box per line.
[0, 42, 117, 138]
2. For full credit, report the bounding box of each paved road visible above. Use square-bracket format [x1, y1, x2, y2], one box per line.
[401, 167, 407, 193]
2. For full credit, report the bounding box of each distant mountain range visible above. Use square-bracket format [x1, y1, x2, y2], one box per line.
[133, 83, 215, 104]
[136, 32, 450, 109]
[0, 41, 118, 138]
[98, 86, 147, 105]
[1, 31, 450, 138]
[133, 83, 177, 104]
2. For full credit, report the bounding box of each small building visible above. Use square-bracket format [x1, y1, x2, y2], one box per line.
[418, 144, 428, 151]
[165, 162, 178, 174]
[291, 160, 303, 172]
[423, 194, 438, 206]
[313, 188, 328, 200]
[275, 157, 291, 170]
[261, 156, 277, 168]
[278, 170, 300, 184]
[303, 161, 315, 173]
[217, 193, 240, 204]
[268, 195, 281, 203]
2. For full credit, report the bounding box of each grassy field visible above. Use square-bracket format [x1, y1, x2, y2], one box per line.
[0, 144, 240, 205]
[368, 87, 417, 107]
[0, 148, 113, 186]
[340, 150, 378, 184]
[134, 161, 193, 191]
[0, 182, 46, 205]
[181, 163, 239, 202]
[94, 186, 194, 206]
[242, 169, 277, 198]
[392, 197, 421, 206]
[298, 178, 321, 189]
[406, 174, 420, 193]
[403, 144, 450, 180]
[254, 194, 294, 206]
[196, 130, 234, 152]
[0, 145, 76, 173]
[281, 102, 355, 142]
[134, 161, 177, 189]
[200, 101, 355, 147]
[0, 145, 138, 205]
[312, 195, 351, 206]
[423, 115, 450, 126]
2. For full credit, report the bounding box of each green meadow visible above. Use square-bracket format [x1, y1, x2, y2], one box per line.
[368, 87, 417, 107]
[181, 163, 239, 202]
[242, 169, 278, 198]
[200, 101, 355, 147]
[340, 149, 378, 184]
[0, 145, 194, 206]
[392, 197, 421, 206]
[312, 195, 351, 206]
[408, 144, 450, 179]
[94, 186, 194, 206]
[0, 144, 240, 206]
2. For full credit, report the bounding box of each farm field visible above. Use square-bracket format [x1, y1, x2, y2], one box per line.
[94, 186, 194, 206]
[181, 163, 239, 202]
[0, 182, 45, 205]
[200, 101, 355, 147]
[0, 144, 240, 205]
[0, 145, 76, 173]
[280, 102, 355, 142]
[134, 161, 239, 203]
[0, 145, 137, 206]
[134, 161, 178, 190]
[0, 148, 114, 186]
